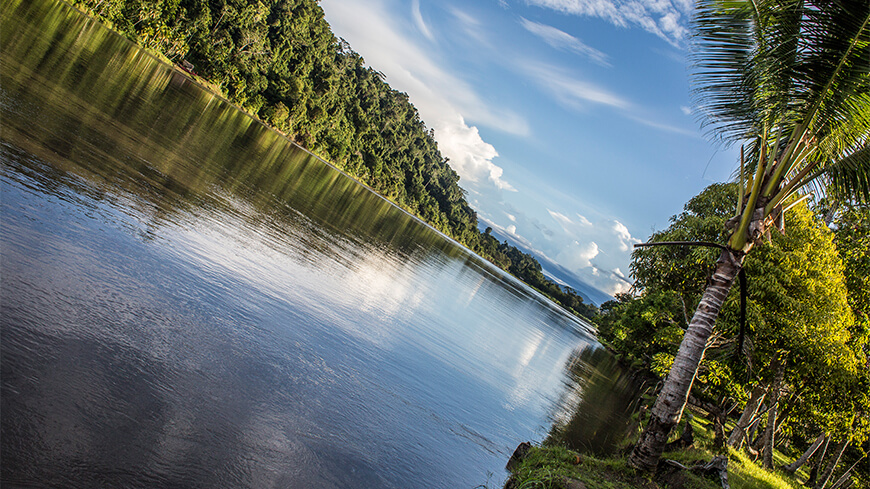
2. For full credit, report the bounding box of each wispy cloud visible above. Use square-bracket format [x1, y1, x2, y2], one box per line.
[575, 213, 592, 226]
[627, 114, 699, 137]
[547, 209, 576, 230]
[411, 0, 434, 41]
[519, 17, 610, 66]
[525, 0, 691, 47]
[449, 7, 491, 47]
[518, 60, 699, 136]
[523, 60, 630, 110]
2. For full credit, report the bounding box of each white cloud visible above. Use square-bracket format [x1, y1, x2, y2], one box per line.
[525, 0, 691, 47]
[626, 114, 699, 137]
[523, 60, 630, 110]
[411, 0, 434, 41]
[609, 267, 633, 293]
[556, 240, 600, 270]
[575, 213, 592, 226]
[436, 114, 515, 191]
[612, 220, 642, 251]
[680, 105, 692, 115]
[519, 17, 610, 66]
[518, 62, 699, 137]
[547, 209, 576, 230]
[449, 7, 491, 47]
[506, 224, 518, 234]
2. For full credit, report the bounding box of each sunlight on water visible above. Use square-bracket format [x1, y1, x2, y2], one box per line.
[0, 1, 640, 487]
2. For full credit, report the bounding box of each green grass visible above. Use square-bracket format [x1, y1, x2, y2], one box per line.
[506, 446, 657, 489]
[504, 408, 814, 489]
[727, 449, 802, 489]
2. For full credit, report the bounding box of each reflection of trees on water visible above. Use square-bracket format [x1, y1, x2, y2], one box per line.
[2, 0, 465, 267]
[545, 345, 654, 456]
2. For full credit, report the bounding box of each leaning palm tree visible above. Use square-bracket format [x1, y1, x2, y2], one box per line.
[628, 0, 870, 472]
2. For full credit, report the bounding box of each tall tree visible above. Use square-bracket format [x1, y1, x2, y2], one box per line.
[629, 0, 870, 471]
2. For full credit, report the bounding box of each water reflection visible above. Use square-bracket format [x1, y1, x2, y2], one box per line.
[546, 346, 651, 456]
[0, 1, 618, 487]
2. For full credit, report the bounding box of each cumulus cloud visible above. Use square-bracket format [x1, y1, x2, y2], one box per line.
[519, 17, 610, 66]
[556, 240, 600, 271]
[525, 0, 691, 47]
[435, 115, 515, 191]
[612, 220, 642, 251]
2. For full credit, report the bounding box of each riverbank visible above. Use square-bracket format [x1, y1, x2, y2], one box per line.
[503, 405, 812, 489]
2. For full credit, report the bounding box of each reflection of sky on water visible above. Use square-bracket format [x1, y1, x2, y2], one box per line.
[0, 2, 623, 485]
[151, 179, 594, 416]
[1, 143, 597, 488]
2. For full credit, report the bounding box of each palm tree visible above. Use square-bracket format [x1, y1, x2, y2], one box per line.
[628, 0, 870, 472]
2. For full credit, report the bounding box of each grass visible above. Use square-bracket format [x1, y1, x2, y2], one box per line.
[505, 446, 657, 489]
[727, 449, 802, 489]
[503, 407, 811, 489]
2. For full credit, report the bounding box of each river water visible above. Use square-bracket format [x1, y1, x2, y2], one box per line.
[0, 1, 643, 487]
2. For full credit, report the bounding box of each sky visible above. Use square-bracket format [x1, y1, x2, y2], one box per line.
[318, 0, 740, 296]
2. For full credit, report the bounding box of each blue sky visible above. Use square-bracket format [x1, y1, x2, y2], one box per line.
[319, 0, 739, 296]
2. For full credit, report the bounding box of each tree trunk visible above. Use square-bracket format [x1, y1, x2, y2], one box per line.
[806, 436, 831, 487]
[829, 455, 865, 489]
[763, 353, 787, 469]
[815, 440, 849, 489]
[785, 434, 826, 474]
[629, 249, 743, 472]
[728, 384, 767, 448]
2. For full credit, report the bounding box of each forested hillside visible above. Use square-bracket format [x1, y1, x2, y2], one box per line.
[68, 0, 598, 319]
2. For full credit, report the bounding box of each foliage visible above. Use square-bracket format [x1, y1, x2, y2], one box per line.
[67, 0, 598, 319]
[601, 181, 867, 466]
[604, 183, 856, 394]
[833, 203, 870, 354]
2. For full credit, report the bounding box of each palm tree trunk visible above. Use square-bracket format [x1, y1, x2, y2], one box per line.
[816, 440, 849, 489]
[628, 249, 743, 472]
[785, 433, 826, 474]
[806, 436, 831, 487]
[728, 384, 768, 448]
[829, 455, 865, 489]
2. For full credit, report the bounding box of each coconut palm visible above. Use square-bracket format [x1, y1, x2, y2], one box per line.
[628, 0, 870, 472]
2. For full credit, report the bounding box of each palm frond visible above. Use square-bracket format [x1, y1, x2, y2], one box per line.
[693, 0, 870, 207]
[821, 141, 870, 202]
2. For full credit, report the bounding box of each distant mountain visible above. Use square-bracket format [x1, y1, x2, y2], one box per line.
[482, 224, 614, 307]
[536, 257, 614, 307]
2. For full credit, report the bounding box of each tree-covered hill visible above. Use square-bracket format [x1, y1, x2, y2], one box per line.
[68, 0, 598, 319]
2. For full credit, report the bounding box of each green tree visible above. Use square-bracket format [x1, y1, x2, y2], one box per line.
[606, 184, 860, 465]
[630, 0, 870, 471]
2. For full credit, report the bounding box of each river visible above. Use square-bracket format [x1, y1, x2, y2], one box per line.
[0, 1, 643, 487]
